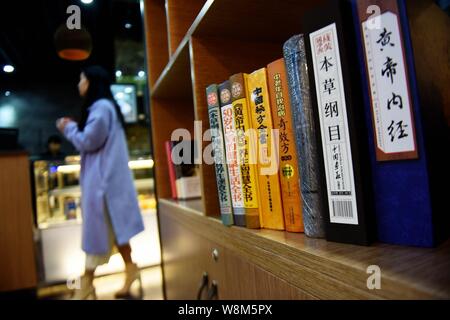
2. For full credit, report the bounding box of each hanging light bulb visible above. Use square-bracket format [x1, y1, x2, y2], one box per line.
[54, 24, 93, 61]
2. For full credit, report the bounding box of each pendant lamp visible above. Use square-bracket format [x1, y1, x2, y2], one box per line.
[54, 24, 92, 61]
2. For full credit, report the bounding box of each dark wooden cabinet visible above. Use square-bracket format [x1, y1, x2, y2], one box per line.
[217, 245, 315, 300]
[0, 152, 37, 292]
[159, 199, 316, 300]
[158, 199, 450, 299]
[159, 202, 222, 299]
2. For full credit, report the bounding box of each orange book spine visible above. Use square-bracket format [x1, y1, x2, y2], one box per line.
[267, 58, 304, 232]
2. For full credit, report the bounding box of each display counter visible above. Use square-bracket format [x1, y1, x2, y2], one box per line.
[0, 151, 37, 292]
[31, 155, 161, 284]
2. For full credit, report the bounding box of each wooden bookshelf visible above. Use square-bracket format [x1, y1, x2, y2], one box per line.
[159, 198, 450, 299]
[143, 0, 450, 299]
[144, 0, 330, 216]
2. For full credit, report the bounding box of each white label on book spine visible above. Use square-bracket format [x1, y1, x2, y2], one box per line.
[209, 107, 232, 214]
[221, 103, 244, 212]
[310, 23, 358, 225]
[362, 12, 416, 157]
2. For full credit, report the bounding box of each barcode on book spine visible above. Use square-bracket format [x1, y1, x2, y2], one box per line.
[332, 200, 353, 219]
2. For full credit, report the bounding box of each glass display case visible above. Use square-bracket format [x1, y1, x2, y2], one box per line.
[33, 155, 156, 227]
[32, 155, 160, 284]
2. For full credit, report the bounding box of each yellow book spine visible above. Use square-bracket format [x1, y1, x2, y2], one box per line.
[231, 73, 261, 229]
[247, 68, 285, 230]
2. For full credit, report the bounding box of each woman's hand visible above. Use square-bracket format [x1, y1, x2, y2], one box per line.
[56, 117, 73, 133]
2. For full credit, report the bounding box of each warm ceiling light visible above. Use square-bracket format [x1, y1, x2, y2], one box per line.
[3, 65, 14, 73]
[54, 25, 92, 61]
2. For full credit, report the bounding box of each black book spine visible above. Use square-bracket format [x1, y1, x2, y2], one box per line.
[302, 0, 375, 245]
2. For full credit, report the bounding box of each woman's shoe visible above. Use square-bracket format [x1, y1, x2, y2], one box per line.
[71, 275, 97, 300]
[114, 262, 143, 299]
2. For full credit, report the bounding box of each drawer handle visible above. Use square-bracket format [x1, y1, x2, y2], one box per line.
[196, 272, 209, 300]
[207, 280, 218, 300]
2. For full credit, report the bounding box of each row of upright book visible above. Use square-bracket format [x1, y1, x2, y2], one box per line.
[204, 0, 449, 247]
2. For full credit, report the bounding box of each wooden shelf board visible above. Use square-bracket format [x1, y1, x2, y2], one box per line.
[149, 0, 214, 98]
[150, 0, 325, 100]
[144, 0, 170, 86]
[159, 198, 450, 299]
[192, 0, 327, 41]
[151, 38, 192, 99]
[165, 0, 207, 55]
[158, 197, 204, 215]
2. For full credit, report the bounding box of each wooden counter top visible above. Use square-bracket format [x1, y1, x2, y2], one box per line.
[0, 149, 29, 157]
[0, 152, 37, 292]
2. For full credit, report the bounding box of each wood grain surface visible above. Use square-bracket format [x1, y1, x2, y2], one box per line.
[0, 154, 37, 292]
[159, 199, 450, 299]
[143, 0, 170, 86]
[165, 0, 206, 55]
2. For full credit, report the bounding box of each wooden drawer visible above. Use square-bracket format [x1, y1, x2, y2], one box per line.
[158, 199, 450, 299]
[159, 199, 316, 300]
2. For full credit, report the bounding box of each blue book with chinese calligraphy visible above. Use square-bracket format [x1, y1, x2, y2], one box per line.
[302, 0, 376, 246]
[352, 0, 450, 247]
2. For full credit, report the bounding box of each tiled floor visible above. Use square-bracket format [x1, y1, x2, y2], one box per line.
[38, 265, 164, 300]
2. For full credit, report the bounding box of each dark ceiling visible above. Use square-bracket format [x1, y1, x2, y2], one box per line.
[0, 0, 143, 87]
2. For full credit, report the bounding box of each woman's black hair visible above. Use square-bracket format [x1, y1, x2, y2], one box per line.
[78, 65, 126, 131]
